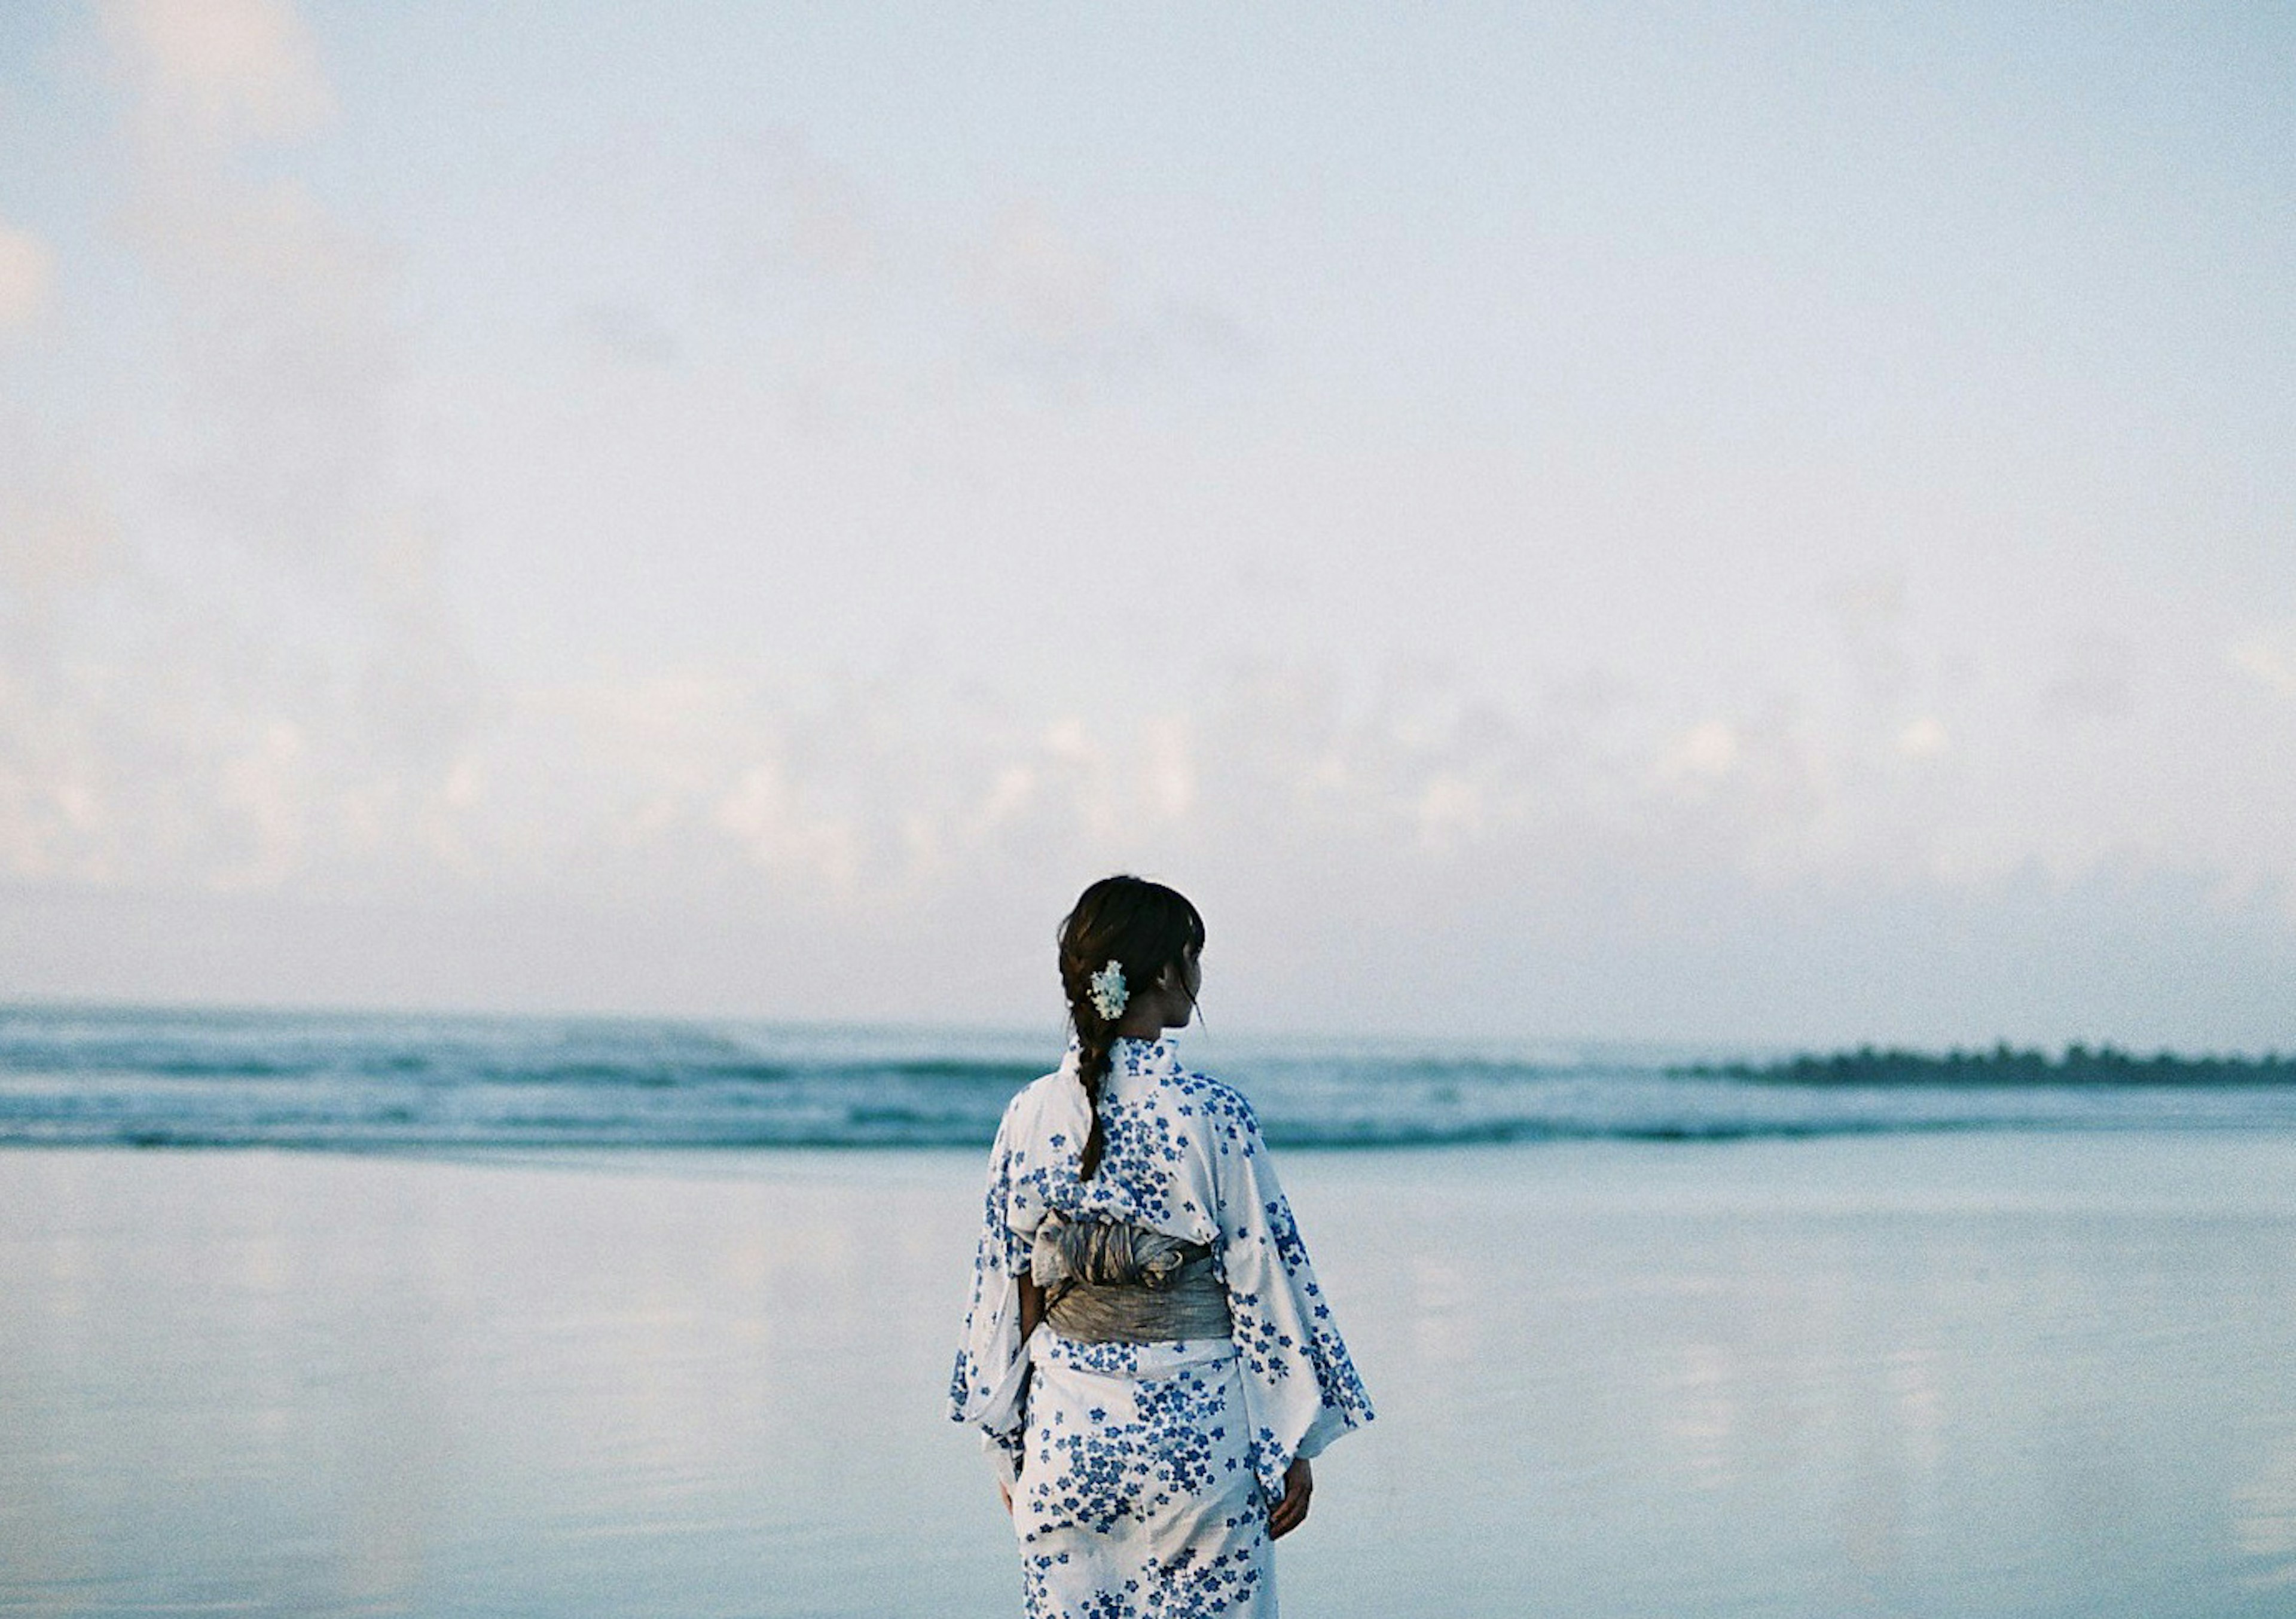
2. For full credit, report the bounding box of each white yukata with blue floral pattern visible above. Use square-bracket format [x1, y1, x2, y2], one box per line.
[952, 1037, 1374, 1619]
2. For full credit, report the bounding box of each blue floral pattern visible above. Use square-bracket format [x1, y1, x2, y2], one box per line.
[952, 1038, 1373, 1618]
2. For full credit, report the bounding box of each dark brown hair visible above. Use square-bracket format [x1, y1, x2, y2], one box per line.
[1058, 874, 1205, 1178]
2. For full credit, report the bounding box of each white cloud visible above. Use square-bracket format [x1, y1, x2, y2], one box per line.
[211, 719, 311, 890]
[713, 760, 860, 893]
[0, 438, 117, 600]
[973, 765, 1037, 832]
[970, 205, 1115, 349]
[99, 0, 334, 142]
[1142, 719, 1196, 822]
[1, 2, 2290, 1038]
[1414, 773, 1483, 846]
[954, 201, 1251, 386]
[0, 227, 55, 332]
[709, 130, 881, 289]
[0, 0, 481, 904]
[1660, 720, 1739, 782]
[1895, 716, 1950, 759]
[2230, 639, 2296, 701]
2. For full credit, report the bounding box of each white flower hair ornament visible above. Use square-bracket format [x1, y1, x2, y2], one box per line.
[1087, 959, 1129, 1022]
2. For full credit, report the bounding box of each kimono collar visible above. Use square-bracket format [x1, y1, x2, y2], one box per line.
[1044, 1037, 1181, 1160]
[1108, 1036, 1183, 1080]
[1059, 1033, 1182, 1077]
[1054, 1035, 1184, 1096]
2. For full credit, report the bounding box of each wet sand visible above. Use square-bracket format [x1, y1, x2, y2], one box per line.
[3, 1134, 2293, 1617]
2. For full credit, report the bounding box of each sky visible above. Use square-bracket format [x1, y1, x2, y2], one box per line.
[0, 0, 2291, 1046]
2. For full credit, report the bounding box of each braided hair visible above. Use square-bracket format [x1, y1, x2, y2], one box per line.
[1057, 875, 1205, 1179]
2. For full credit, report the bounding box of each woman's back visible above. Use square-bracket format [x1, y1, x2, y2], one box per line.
[997, 1042, 1254, 1243]
[951, 875, 1371, 1618]
[954, 1038, 1372, 1617]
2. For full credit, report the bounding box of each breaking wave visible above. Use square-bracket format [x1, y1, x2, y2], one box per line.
[3, 1006, 2292, 1151]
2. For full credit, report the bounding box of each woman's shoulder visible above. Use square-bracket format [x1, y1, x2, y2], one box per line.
[1165, 1063, 1253, 1112]
[1001, 1064, 1077, 1124]
[994, 1064, 1093, 1159]
[1108, 1039, 1246, 1111]
[1146, 1062, 1263, 1149]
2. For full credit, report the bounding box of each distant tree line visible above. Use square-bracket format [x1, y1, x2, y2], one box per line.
[1677, 1043, 2296, 1086]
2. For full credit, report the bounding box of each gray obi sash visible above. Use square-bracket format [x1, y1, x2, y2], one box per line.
[1030, 1212, 1233, 1345]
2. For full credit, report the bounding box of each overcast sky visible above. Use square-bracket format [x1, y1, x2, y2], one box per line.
[0, 0, 2291, 1046]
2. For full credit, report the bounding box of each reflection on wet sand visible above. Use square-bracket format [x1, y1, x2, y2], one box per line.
[1, 1134, 2292, 1617]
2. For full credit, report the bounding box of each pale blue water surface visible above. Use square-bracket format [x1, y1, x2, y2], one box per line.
[2, 1131, 2292, 1617]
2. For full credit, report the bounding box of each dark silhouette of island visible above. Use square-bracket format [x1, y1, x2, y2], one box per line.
[1678, 1043, 2296, 1086]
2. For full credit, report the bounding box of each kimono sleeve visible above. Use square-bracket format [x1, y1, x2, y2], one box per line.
[948, 1092, 1036, 1483]
[1208, 1092, 1375, 1502]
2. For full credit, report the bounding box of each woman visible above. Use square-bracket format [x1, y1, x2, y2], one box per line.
[951, 875, 1373, 1618]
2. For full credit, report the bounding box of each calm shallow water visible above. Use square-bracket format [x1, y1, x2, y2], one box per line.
[2, 1135, 2292, 1617]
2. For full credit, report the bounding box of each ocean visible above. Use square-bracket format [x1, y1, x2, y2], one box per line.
[4, 1003, 2291, 1151]
[5, 1006, 2294, 1617]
